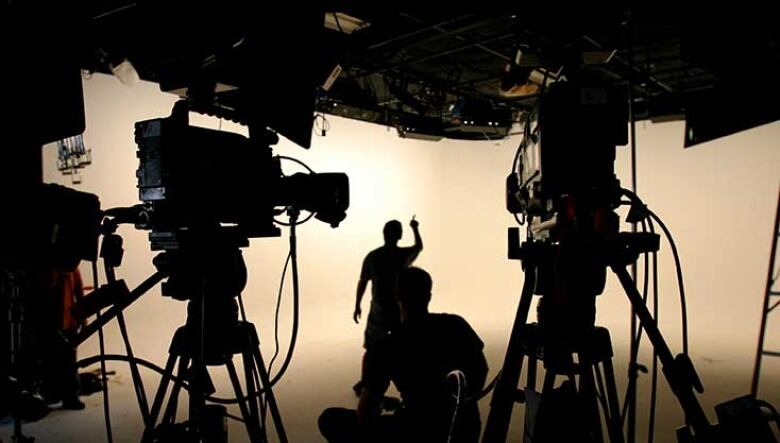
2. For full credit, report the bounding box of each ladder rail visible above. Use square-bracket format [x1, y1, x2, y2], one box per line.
[751, 188, 780, 398]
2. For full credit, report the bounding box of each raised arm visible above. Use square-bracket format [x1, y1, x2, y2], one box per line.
[408, 217, 423, 263]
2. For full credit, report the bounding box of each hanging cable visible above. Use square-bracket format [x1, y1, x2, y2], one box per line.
[268, 252, 292, 377]
[626, 28, 641, 443]
[268, 212, 301, 386]
[756, 400, 780, 430]
[276, 156, 314, 173]
[273, 157, 317, 226]
[77, 354, 267, 404]
[648, 217, 660, 443]
[646, 209, 689, 355]
[314, 113, 331, 137]
[621, 188, 690, 355]
[446, 370, 467, 443]
[622, 219, 651, 424]
[465, 372, 500, 402]
[91, 260, 114, 443]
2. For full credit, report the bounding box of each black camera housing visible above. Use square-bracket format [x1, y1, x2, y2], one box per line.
[1, 184, 101, 270]
[134, 104, 349, 248]
[507, 80, 627, 222]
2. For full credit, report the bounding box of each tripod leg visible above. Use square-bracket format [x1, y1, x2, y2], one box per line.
[116, 312, 151, 423]
[252, 346, 289, 443]
[225, 359, 264, 443]
[483, 268, 537, 443]
[600, 359, 625, 443]
[241, 350, 261, 426]
[527, 355, 538, 392]
[161, 355, 190, 426]
[611, 265, 710, 435]
[578, 356, 604, 443]
[141, 352, 178, 443]
[529, 370, 558, 443]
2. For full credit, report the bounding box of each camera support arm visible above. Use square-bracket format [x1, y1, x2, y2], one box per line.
[70, 269, 166, 348]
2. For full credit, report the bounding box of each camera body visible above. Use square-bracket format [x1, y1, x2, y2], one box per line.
[507, 79, 627, 242]
[134, 104, 349, 249]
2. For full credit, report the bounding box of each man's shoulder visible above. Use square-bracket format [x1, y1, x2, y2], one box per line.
[429, 313, 483, 347]
[430, 312, 468, 325]
[400, 245, 420, 254]
[364, 247, 383, 260]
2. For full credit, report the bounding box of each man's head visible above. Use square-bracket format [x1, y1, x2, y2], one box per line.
[383, 220, 402, 245]
[397, 267, 432, 322]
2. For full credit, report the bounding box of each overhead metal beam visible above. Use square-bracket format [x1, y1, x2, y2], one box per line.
[582, 34, 674, 93]
[366, 13, 478, 52]
[359, 32, 513, 78]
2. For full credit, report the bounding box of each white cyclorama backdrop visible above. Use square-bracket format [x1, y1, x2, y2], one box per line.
[3, 74, 778, 443]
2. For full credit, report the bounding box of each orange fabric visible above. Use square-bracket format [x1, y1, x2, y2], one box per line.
[45, 268, 85, 331]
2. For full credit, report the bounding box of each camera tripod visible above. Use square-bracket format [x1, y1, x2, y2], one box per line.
[482, 221, 714, 443]
[141, 299, 285, 443]
[70, 223, 289, 443]
[136, 233, 287, 443]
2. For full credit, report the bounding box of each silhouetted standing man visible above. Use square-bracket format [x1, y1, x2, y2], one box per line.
[353, 218, 422, 393]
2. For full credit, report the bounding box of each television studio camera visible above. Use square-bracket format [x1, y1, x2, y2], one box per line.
[66, 98, 349, 443]
[483, 72, 779, 443]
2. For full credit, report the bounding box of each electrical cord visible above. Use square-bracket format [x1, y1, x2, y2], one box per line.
[273, 156, 316, 226]
[509, 119, 533, 227]
[268, 221, 301, 387]
[621, 188, 689, 356]
[91, 260, 114, 443]
[276, 155, 314, 173]
[226, 412, 245, 423]
[77, 354, 268, 404]
[268, 252, 292, 377]
[620, 189, 691, 441]
[510, 113, 532, 175]
[756, 400, 780, 430]
[468, 372, 500, 402]
[647, 208, 689, 355]
[648, 217, 660, 443]
[314, 113, 331, 137]
[274, 210, 315, 227]
[446, 370, 466, 443]
[622, 219, 652, 425]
